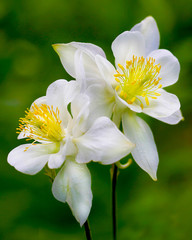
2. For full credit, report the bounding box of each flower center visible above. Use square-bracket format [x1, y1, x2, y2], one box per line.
[17, 103, 65, 143]
[114, 56, 162, 109]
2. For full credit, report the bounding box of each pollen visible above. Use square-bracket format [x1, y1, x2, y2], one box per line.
[114, 56, 162, 109]
[17, 103, 65, 143]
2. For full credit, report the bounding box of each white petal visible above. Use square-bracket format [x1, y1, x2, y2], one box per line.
[49, 138, 77, 168]
[63, 138, 77, 157]
[112, 96, 130, 127]
[7, 144, 51, 175]
[53, 43, 76, 78]
[17, 131, 27, 140]
[155, 110, 184, 125]
[115, 92, 142, 113]
[31, 96, 47, 107]
[112, 31, 145, 67]
[46, 79, 79, 107]
[131, 16, 160, 55]
[112, 106, 122, 128]
[48, 153, 64, 169]
[122, 112, 158, 180]
[46, 79, 80, 127]
[148, 49, 180, 87]
[85, 83, 115, 125]
[70, 94, 90, 137]
[52, 159, 92, 226]
[75, 50, 102, 81]
[74, 50, 87, 92]
[75, 117, 135, 165]
[53, 42, 105, 79]
[71, 93, 90, 123]
[143, 89, 181, 118]
[95, 55, 116, 86]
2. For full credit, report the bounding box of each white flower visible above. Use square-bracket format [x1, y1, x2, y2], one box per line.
[53, 16, 183, 180]
[8, 80, 134, 225]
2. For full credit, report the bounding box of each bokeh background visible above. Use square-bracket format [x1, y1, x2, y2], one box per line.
[0, 0, 192, 239]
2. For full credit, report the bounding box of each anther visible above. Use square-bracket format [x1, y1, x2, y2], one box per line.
[127, 100, 132, 104]
[145, 97, 149, 106]
[118, 64, 125, 71]
[124, 92, 127, 98]
[114, 73, 122, 77]
[120, 91, 124, 97]
[115, 86, 120, 91]
[131, 97, 136, 103]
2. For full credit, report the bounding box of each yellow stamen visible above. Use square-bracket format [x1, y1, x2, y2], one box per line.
[17, 103, 65, 143]
[114, 73, 123, 77]
[118, 63, 125, 71]
[113, 55, 162, 108]
[115, 85, 120, 91]
[120, 91, 124, 97]
[131, 97, 136, 103]
[127, 100, 132, 104]
[145, 97, 149, 106]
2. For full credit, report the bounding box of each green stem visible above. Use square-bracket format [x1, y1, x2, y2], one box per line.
[112, 164, 118, 240]
[84, 220, 92, 240]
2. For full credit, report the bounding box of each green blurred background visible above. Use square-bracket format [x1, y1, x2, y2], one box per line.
[0, 0, 192, 239]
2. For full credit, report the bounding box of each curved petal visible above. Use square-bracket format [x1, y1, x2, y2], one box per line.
[95, 55, 116, 87]
[131, 16, 160, 55]
[52, 159, 92, 226]
[75, 117, 135, 165]
[74, 50, 104, 90]
[155, 110, 184, 125]
[143, 89, 181, 119]
[115, 92, 142, 113]
[30, 96, 47, 107]
[7, 144, 51, 175]
[74, 50, 87, 92]
[73, 51, 104, 92]
[48, 138, 77, 168]
[53, 42, 105, 79]
[46, 79, 80, 127]
[85, 83, 115, 126]
[48, 152, 64, 169]
[53, 43, 76, 78]
[70, 94, 90, 137]
[112, 31, 145, 67]
[148, 49, 180, 87]
[112, 106, 123, 128]
[71, 94, 90, 123]
[46, 79, 80, 108]
[122, 112, 158, 180]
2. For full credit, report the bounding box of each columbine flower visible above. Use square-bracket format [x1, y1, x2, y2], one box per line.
[52, 16, 183, 180]
[8, 80, 134, 225]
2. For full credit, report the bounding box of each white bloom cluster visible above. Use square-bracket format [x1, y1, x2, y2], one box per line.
[8, 16, 182, 225]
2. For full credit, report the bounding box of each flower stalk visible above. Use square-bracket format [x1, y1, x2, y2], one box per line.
[111, 164, 118, 240]
[84, 220, 92, 240]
